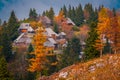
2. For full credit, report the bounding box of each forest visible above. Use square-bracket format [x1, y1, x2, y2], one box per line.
[0, 3, 120, 80]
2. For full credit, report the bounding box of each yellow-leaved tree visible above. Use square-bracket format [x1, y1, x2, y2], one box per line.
[95, 8, 110, 56]
[96, 7, 120, 54]
[28, 22, 47, 74]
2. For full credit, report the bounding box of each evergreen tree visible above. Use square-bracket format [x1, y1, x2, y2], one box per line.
[71, 7, 76, 23]
[53, 22, 59, 33]
[1, 28, 12, 62]
[112, 8, 116, 16]
[75, 4, 84, 26]
[29, 8, 38, 20]
[42, 11, 46, 16]
[103, 38, 111, 54]
[46, 53, 58, 75]
[84, 3, 98, 25]
[0, 56, 13, 80]
[48, 7, 55, 21]
[68, 5, 72, 18]
[7, 10, 19, 41]
[27, 44, 34, 59]
[84, 22, 99, 60]
[28, 44, 34, 53]
[59, 37, 81, 69]
[62, 5, 67, 17]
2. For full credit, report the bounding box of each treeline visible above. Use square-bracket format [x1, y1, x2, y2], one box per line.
[42, 3, 100, 26]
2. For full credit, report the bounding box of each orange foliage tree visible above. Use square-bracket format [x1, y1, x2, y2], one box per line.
[28, 22, 48, 74]
[96, 7, 120, 54]
[54, 10, 65, 25]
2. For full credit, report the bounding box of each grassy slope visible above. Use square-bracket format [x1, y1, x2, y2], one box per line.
[40, 54, 120, 80]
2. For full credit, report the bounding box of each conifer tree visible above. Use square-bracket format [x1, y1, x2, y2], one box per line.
[7, 10, 19, 41]
[62, 5, 67, 17]
[84, 22, 99, 60]
[1, 28, 12, 62]
[53, 22, 59, 33]
[29, 8, 38, 20]
[68, 5, 72, 18]
[59, 37, 81, 69]
[75, 4, 84, 26]
[48, 7, 55, 21]
[0, 56, 13, 80]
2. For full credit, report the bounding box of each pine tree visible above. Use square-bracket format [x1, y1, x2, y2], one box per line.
[28, 44, 34, 53]
[103, 38, 111, 54]
[48, 7, 55, 21]
[53, 22, 59, 33]
[7, 10, 19, 41]
[29, 8, 38, 20]
[75, 4, 84, 26]
[63, 5, 67, 17]
[42, 11, 46, 16]
[71, 7, 76, 23]
[84, 3, 97, 25]
[1, 28, 12, 62]
[0, 56, 13, 80]
[59, 37, 81, 69]
[84, 22, 99, 60]
[68, 5, 72, 18]
[27, 44, 34, 59]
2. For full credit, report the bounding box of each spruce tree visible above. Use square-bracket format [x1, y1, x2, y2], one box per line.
[29, 8, 38, 20]
[75, 4, 84, 26]
[0, 56, 13, 80]
[1, 28, 12, 62]
[84, 22, 99, 60]
[103, 38, 111, 54]
[68, 5, 72, 18]
[63, 5, 67, 17]
[53, 22, 59, 33]
[48, 7, 55, 21]
[59, 37, 81, 69]
[7, 10, 19, 41]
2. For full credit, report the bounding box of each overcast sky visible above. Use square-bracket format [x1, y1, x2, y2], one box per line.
[0, 0, 120, 21]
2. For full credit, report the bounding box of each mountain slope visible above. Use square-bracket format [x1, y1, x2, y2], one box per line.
[39, 54, 120, 80]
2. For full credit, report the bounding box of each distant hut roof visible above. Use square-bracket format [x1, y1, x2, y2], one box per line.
[48, 38, 57, 44]
[44, 41, 55, 47]
[18, 23, 34, 32]
[66, 18, 75, 25]
[45, 28, 58, 37]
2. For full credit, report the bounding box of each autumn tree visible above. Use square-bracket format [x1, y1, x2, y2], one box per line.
[28, 22, 47, 76]
[54, 10, 65, 25]
[97, 7, 120, 54]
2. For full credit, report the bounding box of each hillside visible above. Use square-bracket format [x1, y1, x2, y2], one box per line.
[39, 54, 120, 80]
